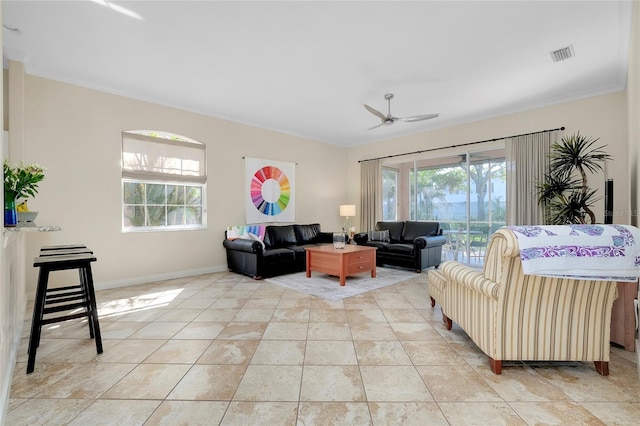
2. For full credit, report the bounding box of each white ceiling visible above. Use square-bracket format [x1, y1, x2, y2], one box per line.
[2, 1, 634, 147]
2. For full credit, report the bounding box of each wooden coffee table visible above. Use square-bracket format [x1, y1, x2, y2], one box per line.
[305, 245, 377, 286]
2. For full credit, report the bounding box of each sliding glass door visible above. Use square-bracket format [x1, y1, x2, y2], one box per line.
[384, 146, 506, 267]
[461, 151, 506, 265]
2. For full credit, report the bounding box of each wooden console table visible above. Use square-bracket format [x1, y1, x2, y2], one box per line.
[610, 280, 638, 352]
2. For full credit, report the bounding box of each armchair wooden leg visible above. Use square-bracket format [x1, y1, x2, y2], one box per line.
[430, 297, 435, 307]
[593, 361, 609, 376]
[443, 314, 452, 330]
[489, 357, 502, 375]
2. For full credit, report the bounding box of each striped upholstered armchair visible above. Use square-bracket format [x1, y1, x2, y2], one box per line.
[427, 226, 640, 376]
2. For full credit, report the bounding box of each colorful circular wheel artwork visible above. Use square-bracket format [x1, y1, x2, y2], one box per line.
[250, 166, 291, 216]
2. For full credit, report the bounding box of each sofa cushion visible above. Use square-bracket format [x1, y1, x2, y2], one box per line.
[262, 247, 296, 264]
[264, 225, 297, 249]
[375, 221, 405, 243]
[386, 243, 414, 256]
[362, 241, 390, 251]
[288, 245, 315, 261]
[402, 221, 439, 242]
[294, 223, 321, 245]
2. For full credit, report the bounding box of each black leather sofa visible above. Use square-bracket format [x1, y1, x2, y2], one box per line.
[353, 221, 446, 272]
[223, 223, 345, 279]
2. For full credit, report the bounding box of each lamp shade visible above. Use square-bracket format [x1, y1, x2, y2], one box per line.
[339, 204, 356, 217]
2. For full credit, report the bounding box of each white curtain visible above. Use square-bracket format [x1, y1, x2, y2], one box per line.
[360, 159, 382, 231]
[122, 131, 206, 183]
[505, 131, 558, 225]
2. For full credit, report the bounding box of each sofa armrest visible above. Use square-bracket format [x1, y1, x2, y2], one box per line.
[223, 238, 263, 254]
[353, 232, 369, 245]
[414, 235, 446, 249]
[442, 262, 500, 300]
[317, 231, 333, 244]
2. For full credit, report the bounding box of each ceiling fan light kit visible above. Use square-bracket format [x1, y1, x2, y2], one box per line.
[364, 93, 439, 130]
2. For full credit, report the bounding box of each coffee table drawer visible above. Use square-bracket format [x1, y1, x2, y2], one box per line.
[347, 251, 373, 264]
[347, 261, 373, 275]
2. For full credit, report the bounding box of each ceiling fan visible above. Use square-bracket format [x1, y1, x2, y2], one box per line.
[364, 93, 439, 130]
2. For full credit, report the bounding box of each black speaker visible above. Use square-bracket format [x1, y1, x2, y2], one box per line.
[604, 179, 613, 224]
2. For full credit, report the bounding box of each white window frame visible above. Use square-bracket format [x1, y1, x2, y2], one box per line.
[121, 130, 207, 232]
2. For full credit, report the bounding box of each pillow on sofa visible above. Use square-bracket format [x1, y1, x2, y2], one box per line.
[368, 229, 390, 242]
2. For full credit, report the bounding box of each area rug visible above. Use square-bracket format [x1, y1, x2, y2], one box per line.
[264, 268, 418, 301]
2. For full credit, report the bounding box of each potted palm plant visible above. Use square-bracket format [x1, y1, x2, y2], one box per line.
[535, 132, 611, 224]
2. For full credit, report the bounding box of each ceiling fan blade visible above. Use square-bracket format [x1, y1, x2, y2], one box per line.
[367, 122, 386, 130]
[399, 113, 440, 122]
[364, 104, 387, 120]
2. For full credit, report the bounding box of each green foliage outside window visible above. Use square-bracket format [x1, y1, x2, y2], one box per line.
[123, 181, 203, 229]
[382, 168, 397, 220]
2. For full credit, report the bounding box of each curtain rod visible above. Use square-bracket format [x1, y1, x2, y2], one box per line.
[357, 126, 565, 163]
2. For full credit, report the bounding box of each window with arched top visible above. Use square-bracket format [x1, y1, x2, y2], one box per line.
[121, 130, 206, 231]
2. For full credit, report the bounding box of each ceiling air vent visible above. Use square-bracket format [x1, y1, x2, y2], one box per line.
[550, 45, 575, 62]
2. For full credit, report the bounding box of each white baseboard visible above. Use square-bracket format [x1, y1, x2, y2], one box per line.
[93, 264, 229, 291]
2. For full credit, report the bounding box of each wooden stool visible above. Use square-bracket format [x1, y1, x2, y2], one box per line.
[40, 244, 88, 252]
[37, 246, 96, 339]
[40, 247, 93, 256]
[27, 252, 103, 373]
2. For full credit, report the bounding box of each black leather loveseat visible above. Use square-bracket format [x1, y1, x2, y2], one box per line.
[353, 221, 446, 272]
[223, 223, 345, 279]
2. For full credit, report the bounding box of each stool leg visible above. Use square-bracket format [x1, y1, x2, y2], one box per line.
[83, 264, 103, 354]
[27, 268, 50, 374]
[78, 267, 95, 338]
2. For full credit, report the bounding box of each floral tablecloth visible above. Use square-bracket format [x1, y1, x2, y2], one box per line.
[507, 225, 640, 282]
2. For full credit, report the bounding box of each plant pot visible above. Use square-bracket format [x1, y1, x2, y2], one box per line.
[4, 195, 17, 227]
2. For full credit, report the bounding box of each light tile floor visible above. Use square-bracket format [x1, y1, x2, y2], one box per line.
[6, 271, 640, 425]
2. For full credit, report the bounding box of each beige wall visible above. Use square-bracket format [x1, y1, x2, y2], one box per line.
[14, 74, 349, 291]
[348, 91, 629, 230]
[6, 44, 634, 292]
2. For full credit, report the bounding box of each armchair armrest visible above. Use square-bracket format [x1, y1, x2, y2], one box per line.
[442, 262, 500, 300]
[223, 238, 263, 254]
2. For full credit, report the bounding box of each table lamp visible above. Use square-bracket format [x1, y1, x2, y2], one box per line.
[339, 204, 356, 235]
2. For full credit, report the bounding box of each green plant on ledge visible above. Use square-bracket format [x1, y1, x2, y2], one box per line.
[4, 159, 46, 201]
[535, 132, 611, 225]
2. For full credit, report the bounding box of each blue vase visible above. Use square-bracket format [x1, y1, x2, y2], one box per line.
[4, 194, 17, 227]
